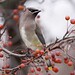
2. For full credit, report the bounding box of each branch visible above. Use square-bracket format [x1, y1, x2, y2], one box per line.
[3, 13, 13, 27]
[0, 45, 27, 57]
[0, 66, 19, 71]
[0, 35, 75, 58]
[46, 36, 75, 51]
[0, 27, 7, 38]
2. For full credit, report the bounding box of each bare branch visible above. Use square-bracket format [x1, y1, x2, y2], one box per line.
[3, 13, 13, 27]
[46, 36, 75, 51]
[0, 27, 7, 38]
[0, 45, 27, 57]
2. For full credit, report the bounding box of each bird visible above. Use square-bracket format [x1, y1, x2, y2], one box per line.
[19, 8, 46, 50]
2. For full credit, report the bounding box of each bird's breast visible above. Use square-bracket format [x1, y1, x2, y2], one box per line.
[20, 27, 42, 50]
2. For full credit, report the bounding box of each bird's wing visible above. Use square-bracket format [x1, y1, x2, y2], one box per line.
[35, 24, 46, 46]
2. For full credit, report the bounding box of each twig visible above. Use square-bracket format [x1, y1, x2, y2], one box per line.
[0, 27, 7, 38]
[46, 36, 75, 51]
[1, 36, 75, 57]
[0, 45, 27, 57]
[3, 13, 13, 27]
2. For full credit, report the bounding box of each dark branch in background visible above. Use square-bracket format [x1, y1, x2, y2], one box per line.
[0, 0, 27, 39]
[3, 13, 13, 27]
[19, 0, 27, 5]
[0, 0, 26, 9]
[0, 13, 13, 39]
[0, 27, 7, 38]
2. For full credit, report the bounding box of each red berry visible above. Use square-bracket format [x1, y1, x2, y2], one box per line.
[7, 41, 13, 47]
[5, 70, 11, 74]
[2, 66, 7, 69]
[64, 57, 68, 60]
[67, 61, 73, 66]
[13, 15, 19, 21]
[19, 63, 25, 68]
[0, 53, 3, 58]
[13, 9, 19, 14]
[30, 68, 35, 73]
[65, 16, 70, 20]
[18, 5, 24, 10]
[52, 67, 59, 73]
[70, 72, 74, 75]
[6, 64, 10, 68]
[0, 24, 4, 29]
[64, 60, 69, 64]
[70, 19, 75, 24]
[40, 50, 44, 55]
[55, 58, 62, 63]
[45, 55, 49, 60]
[35, 49, 40, 54]
[52, 58, 56, 62]
[44, 66, 49, 71]
[36, 67, 41, 71]
[55, 51, 61, 56]
[0, 48, 3, 52]
[51, 54, 55, 58]
[64, 57, 69, 64]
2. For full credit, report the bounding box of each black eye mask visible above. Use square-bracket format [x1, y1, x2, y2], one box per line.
[28, 8, 40, 13]
[27, 8, 41, 17]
